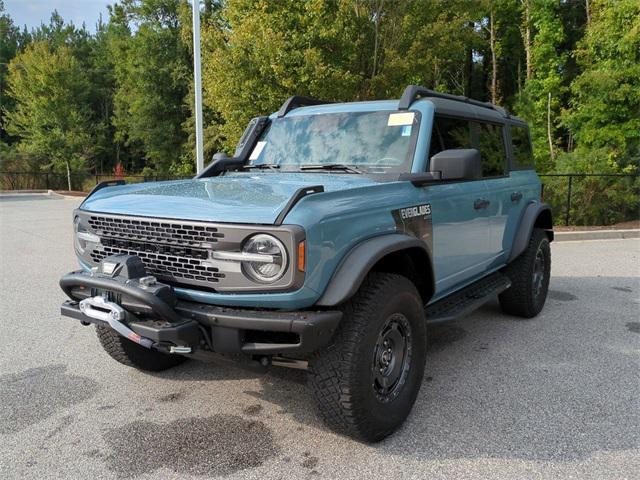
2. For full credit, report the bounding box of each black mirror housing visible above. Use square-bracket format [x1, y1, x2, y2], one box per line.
[429, 148, 481, 180]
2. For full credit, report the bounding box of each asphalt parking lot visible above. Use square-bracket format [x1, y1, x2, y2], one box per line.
[0, 195, 638, 480]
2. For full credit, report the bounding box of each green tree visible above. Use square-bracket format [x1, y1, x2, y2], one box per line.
[564, 0, 640, 165]
[109, 0, 191, 174]
[515, 0, 567, 172]
[369, 1, 481, 98]
[0, 1, 30, 142]
[202, 0, 494, 150]
[4, 42, 95, 190]
[202, 0, 374, 150]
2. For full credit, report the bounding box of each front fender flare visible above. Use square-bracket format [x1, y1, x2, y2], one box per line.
[316, 234, 432, 307]
[508, 202, 554, 263]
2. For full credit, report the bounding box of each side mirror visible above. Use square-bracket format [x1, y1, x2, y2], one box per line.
[429, 148, 481, 180]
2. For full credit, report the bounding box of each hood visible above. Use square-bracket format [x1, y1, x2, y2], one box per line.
[81, 173, 378, 224]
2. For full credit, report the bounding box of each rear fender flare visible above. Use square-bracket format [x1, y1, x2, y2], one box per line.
[508, 202, 554, 263]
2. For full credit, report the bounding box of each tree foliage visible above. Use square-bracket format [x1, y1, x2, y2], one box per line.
[564, 0, 640, 165]
[3, 42, 94, 189]
[0, 0, 637, 223]
[108, 0, 192, 174]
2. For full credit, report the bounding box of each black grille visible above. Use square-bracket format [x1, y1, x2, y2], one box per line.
[86, 214, 226, 289]
[90, 243, 224, 286]
[87, 215, 224, 247]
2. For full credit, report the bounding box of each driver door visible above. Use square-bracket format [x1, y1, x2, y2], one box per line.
[424, 115, 492, 297]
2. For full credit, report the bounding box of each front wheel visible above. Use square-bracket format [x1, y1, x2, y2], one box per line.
[499, 228, 551, 318]
[96, 325, 188, 372]
[308, 273, 427, 442]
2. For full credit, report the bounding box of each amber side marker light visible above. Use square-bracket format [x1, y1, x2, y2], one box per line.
[297, 241, 306, 272]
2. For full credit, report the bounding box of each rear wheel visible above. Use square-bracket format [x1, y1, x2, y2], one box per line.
[308, 273, 427, 442]
[96, 325, 187, 372]
[499, 228, 551, 318]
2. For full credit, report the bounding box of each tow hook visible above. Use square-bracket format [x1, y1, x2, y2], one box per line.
[79, 295, 154, 349]
[169, 346, 192, 354]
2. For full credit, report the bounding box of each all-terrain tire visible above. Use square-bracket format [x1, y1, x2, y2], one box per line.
[308, 273, 427, 442]
[96, 325, 187, 372]
[499, 228, 551, 318]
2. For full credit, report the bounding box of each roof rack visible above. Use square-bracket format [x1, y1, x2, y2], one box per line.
[277, 95, 331, 118]
[398, 85, 509, 117]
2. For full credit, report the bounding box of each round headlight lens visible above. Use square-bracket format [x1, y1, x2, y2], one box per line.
[241, 234, 287, 283]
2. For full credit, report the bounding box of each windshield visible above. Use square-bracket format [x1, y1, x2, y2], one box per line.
[248, 111, 420, 173]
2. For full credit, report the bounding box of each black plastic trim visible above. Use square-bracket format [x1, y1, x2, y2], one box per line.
[397, 172, 442, 186]
[277, 96, 331, 118]
[274, 185, 324, 225]
[316, 234, 434, 306]
[60, 270, 342, 355]
[508, 202, 554, 262]
[178, 303, 342, 354]
[399, 84, 509, 117]
[60, 271, 182, 323]
[83, 180, 125, 204]
[424, 272, 511, 324]
[196, 153, 244, 178]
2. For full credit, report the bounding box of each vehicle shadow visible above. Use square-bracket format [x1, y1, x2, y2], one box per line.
[160, 275, 639, 461]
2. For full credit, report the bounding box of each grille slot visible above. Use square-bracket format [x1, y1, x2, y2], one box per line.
[87, 215, 224, 247]
[86, 214, 226, 290]
[90, 243, 224, 286]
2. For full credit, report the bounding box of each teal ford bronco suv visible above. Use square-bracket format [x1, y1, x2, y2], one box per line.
[60, 85, 553, 441]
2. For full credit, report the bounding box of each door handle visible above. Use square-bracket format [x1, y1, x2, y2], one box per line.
[474, 198, 490, 210]
[511, 191, 523, 202]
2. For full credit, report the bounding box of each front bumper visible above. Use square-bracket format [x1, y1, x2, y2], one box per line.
[60, 268, 342, 356]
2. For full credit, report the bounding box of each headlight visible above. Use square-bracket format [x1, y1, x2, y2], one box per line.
[74, 216, 99, 255]
[241, 234, 287, 283]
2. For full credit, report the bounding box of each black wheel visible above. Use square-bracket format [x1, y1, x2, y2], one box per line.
[499, 228, 551, 318]
[308, 273, 427, 442]
[96, 325, 187, 372]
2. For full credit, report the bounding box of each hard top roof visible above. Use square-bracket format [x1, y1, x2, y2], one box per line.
[277, 84, 526, 126]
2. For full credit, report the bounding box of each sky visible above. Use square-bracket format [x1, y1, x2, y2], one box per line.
[5, 0, 112, 32]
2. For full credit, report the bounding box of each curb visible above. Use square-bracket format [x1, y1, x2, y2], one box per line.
[554, 229, 640, 242]
[47, 190, 65, 199]
[0, 189, 48, 195]
[0, 190, 63, 199]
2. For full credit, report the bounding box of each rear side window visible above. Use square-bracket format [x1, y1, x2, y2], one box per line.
[474, 122, 506, 177]
[510, 125, 534, 169]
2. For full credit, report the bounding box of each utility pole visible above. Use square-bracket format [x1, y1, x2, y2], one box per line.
[192, 0, 204, 174]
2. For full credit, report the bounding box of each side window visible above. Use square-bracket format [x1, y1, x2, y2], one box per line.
[428, 121, 443, 158]
[510, 125, 534, 170]
[436, 116, 472, 150]
[474, 122, 506, 177]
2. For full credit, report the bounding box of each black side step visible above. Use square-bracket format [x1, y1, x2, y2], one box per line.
[424, 272, 511, 324]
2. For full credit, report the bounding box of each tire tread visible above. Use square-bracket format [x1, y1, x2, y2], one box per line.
[309, 273, 426, 441]
[499, 228, 551, 318]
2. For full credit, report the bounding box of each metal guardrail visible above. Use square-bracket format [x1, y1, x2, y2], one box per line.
[1, 171, 638, 226]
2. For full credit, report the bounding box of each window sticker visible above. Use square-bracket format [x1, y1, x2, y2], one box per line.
[249, 141, 266, 160]
[400, 125, 412, 137]
[387, 112, 415, 126]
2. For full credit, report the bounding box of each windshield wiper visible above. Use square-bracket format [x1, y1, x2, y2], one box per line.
[299, 163, 363, 174]
[242, 163, 281, 171]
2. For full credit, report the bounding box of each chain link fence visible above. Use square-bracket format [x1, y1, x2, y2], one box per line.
[2, 171, 638, 227]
